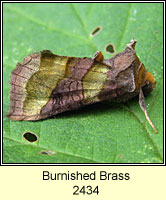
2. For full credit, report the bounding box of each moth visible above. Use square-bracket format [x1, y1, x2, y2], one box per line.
[7, 39, 157, 133]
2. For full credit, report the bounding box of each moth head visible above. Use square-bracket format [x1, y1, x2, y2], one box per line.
[142, 71, 156, 96]
[135, 62, 156, 96]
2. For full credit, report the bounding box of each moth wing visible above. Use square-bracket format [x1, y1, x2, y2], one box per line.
[7, 51, 69, 120]
[7, 51, 110, 121]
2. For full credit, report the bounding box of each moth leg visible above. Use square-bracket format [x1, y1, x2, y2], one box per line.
[139, 88, 158, 133]
[93, 51, 104, 62]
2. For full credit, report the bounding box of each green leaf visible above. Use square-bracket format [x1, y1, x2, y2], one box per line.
[3, 3, 163, 163]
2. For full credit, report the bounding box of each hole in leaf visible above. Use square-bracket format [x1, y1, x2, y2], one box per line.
[90, 26, 102, 37]
[105, 43, 115, 54]
[23, 132, 38, 142]
[40, 151, 49, 155]
[40, 150, 56, 156]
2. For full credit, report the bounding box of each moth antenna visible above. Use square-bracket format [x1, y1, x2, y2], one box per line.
[139, 88, 158, 134]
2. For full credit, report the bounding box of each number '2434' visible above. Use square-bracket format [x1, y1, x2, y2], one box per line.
[73, 185, 99, 195]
